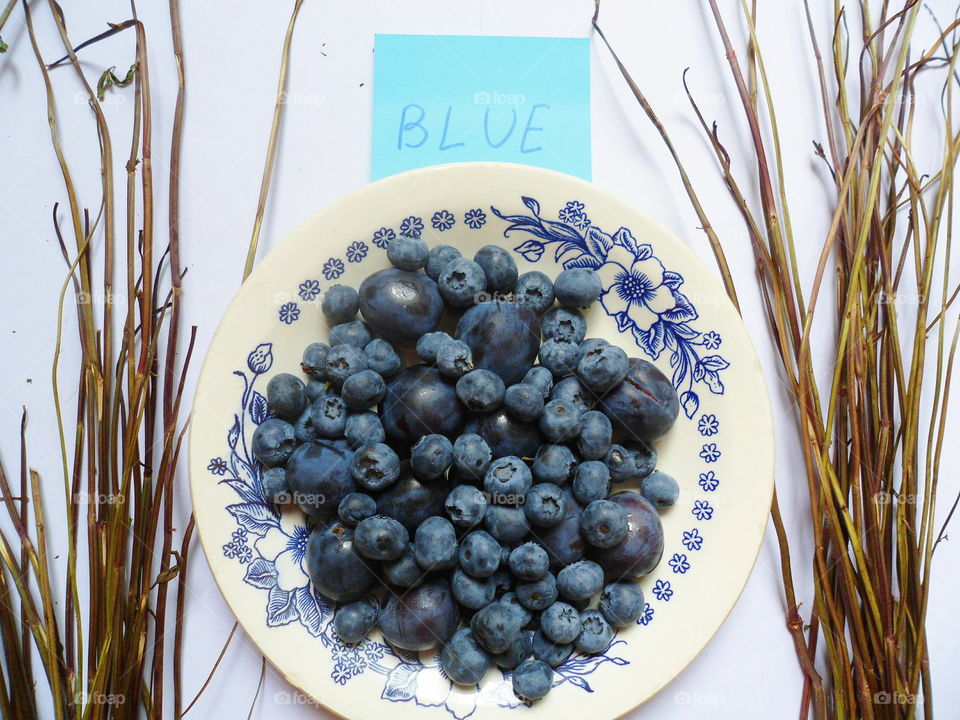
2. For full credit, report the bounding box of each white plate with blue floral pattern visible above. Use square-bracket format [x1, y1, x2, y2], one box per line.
[189, 162, 774, 719]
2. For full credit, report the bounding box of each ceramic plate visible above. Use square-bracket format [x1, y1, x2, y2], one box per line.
[189, 162, 774, 719]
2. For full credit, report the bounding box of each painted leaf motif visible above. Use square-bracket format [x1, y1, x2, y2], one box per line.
[661, 291, 698, 324]
[266, 586, 298, 626]
[381, 664, 419, 701]
[680, 391, 700, 418]
[612, 226, 641, 255]
[218, 478, 262, 505]
[635, 243, 654, 261]
[634, 321, 666, 359]
[662, 270, 684, 289]
[584, 226, 613, 259]
[521, 196, 540, 215]
[249, 391, 269, 424]
[700, 354, 730, 371]
[564, 254, 602, 270]
[227, 415, 241, 449]
[514, 239, 544, 262]
[561, 675, 593, 692]
[703, 369, 724, 395]
[243, 558, 278, 589]
[227, 502, 278, 536]
[294, 585, 324, 637]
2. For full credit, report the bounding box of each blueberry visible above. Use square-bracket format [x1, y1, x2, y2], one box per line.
[251, 418, 296, 467]
[516, 572, 557, 611]
[572, 461, 610, 505]
[441, 628, 491, 685]
[359, 268, 444, 344]
[329, 320, 373, 349]
[293, 407, 319, 443]
[426, 244, 462, 280]
[484, 505, 529, 544]
[576, 609, 613, 654]
[473, 245, 518, 293]
[494, 628, 534, 669]
[341, 369, 387, 410]
[539, 399, 581, 443]
[444, 484, 488, 528]
[512, 658, 554, 700]
[491, 568, 513, 596]
[471, 601, 523, 654]
[410, 433, 454, 480]
[538, 337, 580, 377]
[416, 331, 452, 363]
[550, 376, 596, 414]
[523, 483, 567, 527]
[577, 337, 609, 358]
[641, 470, 679, 509]
[503, 383, 545, 422]
[451, 566, 497, 609]
[538, 487, 585, 571]
[305, 378, 333, 403]
[306, 522, 378, 602]
[483, 456, 533, 503]
[414, 516, 458, 570]
[499, 592, 534, 627]
[540, 601, 581, 644]
[309, 395, 348, 438]
[531, 444, 578, 485]
[455, 300, 541, 384]
[266, 373, 307, 419]
[322, 284, 359, 324]
[383, 545, 425, 589]
[261, 467, 289, 504]
[553, 268, 602, 309]
[513, 271, 555, 316]
[438, 257, 486, 307]
[363, 338, 402, 377]
[599, 581, 645, 626]
[379, 578, 460, 650]
[333, 597, 379, 644]
[589, 491, 663, 579]
[301, 342, 330, 379]
[380, 365, 466, 445]
[541, 307, 586, 343]
[456, 369, 506, 412]
[599, 357, 680, 443]
[605, 444, 637, 484]
[531, 628, 573, 667]
[464, 410, 543, 459]
[458, 530, 501, 578]
[577, 345, 629, 394]
[578, 410, 612, 460]
[556, 560, 604, 602]
[378, 474, 450, 534]
[387, 234, 429, 270]
[629, 441, 657, 478]
[323, 344, 368, 388]
[344, 411, 386, 448]
[508, 542, 549, 581]
[522, 365, 554, 398]
[338, 492, 377, 526]
[579, 499, 629, 548]
[436, 339, 475, 378]
[354, 515, 409, 560]
[452, 433, 492, 479]
[350, 442, 401, 491]
[285, 439, 356, 517]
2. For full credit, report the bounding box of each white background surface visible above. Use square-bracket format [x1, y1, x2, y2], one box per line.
[1, 1, 957, 718]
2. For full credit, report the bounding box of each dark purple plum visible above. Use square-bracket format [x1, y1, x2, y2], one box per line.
[305, 522, 378, 602]
[465, 410, 542, 459]
[376, 471, 450, 534]
[536, 486, 585, 572]
[378, 577, 460, 651]
[359, 268, 444, 344]
[285, 439, 356, 518]
[599, 358, 679, 443]
[380, 365, 466, 445]
[590, 491, 663, 579]
[455, 300, 540, 384]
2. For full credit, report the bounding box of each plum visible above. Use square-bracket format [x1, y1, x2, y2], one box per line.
[380, 365, 466, 445]
[376, 471, 449, 534]
[455, 300, 540, 384]
[599, 358, 679, 443]
[465, 410, 542, 459]
[589, 491, 663, 579]
[359, 268, 444, 344]
[378, 577, 460, 651]
[285, 439, 356, 518]
[305, 522, 378, 602]
[536, 486, 585, 572]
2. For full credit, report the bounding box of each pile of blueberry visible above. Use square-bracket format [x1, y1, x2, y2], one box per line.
[251, 234, 681, 702]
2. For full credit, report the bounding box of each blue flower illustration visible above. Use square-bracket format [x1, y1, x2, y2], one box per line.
[558, 200, 589, 229]
[372, 227, 396, 249]
[699, 443, 721, 463]
[637, 602, 654, 626]
[697, 414, 719, 436]
[331, 645, 365, 685]
[682, 529, 704, 551]
[669, 553, 691, 574]
[432, 209, 455, 231]
[278, 302, 300, 325]
[346, 241, 369, 263]
[652, 579, 673, 602]
[223, 528, 252, 564]
[464, 208, 487, 229]
[399, 216, 423, 237]
[698, 471, 719, 491]
[323, 258, 345, 280]
[692, 500, 714, 521]
[207, 457, 228, 476]
[703, 331, 722, 350]
[298, 279, 321, 301]
[247, 343, 274, 374]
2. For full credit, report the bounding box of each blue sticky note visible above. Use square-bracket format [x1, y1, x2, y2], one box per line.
[372, 34, 591, 180]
